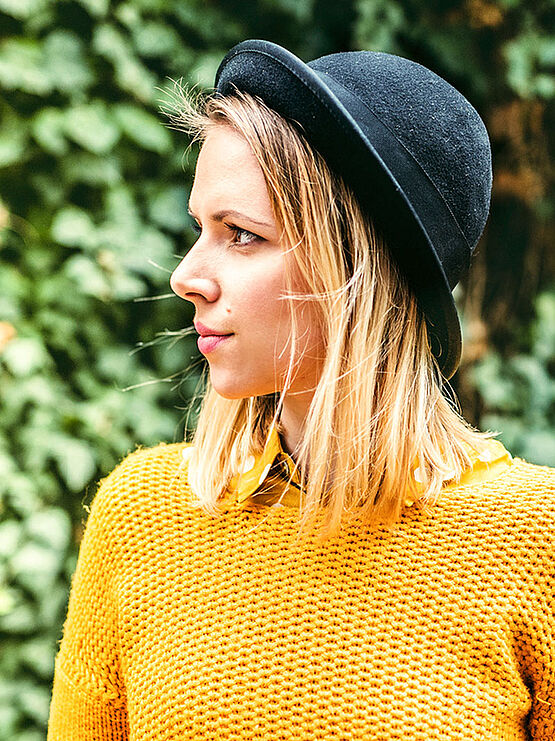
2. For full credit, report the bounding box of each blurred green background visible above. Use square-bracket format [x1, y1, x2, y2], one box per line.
[0, 0, 553, 737]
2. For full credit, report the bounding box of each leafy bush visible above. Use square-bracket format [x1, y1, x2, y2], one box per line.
[472, 291, 555, 465]
[0, 0, 552, 738]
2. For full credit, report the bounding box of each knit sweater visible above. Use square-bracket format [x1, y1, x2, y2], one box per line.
[47, 440, 555, 740]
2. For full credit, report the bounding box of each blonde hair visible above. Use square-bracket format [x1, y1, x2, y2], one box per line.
[167, 84, 491, 542]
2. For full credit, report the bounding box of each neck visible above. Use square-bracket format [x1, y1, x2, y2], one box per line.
[278, 389, 313, 462]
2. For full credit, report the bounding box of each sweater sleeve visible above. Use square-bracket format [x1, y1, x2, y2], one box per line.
[47, 462, 130, 741]
[526, 580, 555, 739]
[518, 484, 555, 741]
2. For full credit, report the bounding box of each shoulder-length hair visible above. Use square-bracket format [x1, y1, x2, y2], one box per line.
[167, 84, 490, 542]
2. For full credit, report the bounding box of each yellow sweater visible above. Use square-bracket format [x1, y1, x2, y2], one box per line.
[47, 440, 555, 740]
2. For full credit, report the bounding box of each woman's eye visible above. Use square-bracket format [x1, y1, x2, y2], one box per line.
[230, 226, 258, 246]
[188, 220, 259, 247]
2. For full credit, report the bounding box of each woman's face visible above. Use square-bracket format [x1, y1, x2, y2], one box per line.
[170, 125, 324, 400]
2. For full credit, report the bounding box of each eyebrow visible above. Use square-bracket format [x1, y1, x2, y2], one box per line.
[187, 207, 274, 231]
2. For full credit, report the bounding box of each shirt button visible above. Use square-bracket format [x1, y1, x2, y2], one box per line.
[478, 449, 495, 463]
[258, 463, 272, 486]
[413, 466, 424, 484]
[239, 455, 255, 474]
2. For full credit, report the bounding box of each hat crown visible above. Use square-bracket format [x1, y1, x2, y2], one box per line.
[308, 51, 492, 254]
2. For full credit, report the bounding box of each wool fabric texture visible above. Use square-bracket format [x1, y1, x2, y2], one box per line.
[47, 442, 555, 740]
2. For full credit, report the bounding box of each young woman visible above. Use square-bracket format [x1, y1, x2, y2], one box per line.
[48, 40, 554, 740]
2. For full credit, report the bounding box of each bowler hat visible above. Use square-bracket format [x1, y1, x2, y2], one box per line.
[215, 40, 492, 379]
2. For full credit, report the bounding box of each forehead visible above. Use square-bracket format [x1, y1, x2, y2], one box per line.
[189, 126, 271, 215]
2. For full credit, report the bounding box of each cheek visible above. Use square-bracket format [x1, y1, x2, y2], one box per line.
[243, 286, 292, 365]
[248, 294, 324, 378]
[232, 267, 295, 373]
[207, 272, 290, 397]
[293, 302, 325, 361]
[236, 268, 323, 356]
[230, 262, 289, 331]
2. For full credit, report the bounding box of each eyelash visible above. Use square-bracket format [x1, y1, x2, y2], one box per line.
[191, 222, 259, 247]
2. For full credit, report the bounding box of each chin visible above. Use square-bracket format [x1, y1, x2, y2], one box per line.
[212, 387, 249, 400]
[209, 369, 277, 400]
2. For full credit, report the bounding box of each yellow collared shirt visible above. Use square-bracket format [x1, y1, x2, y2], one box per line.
[223, 428, 514, 510]
[227, 426, 303, 508]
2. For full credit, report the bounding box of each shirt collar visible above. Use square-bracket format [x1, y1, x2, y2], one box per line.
[226, 429, 513, 508]
[228, 426, 302, 504]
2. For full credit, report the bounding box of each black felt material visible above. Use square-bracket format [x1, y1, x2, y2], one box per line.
[215, 40, 492, 378]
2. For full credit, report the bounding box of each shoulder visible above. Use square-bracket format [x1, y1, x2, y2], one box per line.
[442, 456, 555, 506]
[87, 441, 193, 528]
[438, 458, 555, 552]
[483, 458, 555, 511]
[100, 441, 190, 488]
[506, 460, 555, 542]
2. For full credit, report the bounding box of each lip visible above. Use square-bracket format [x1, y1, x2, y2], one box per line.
[194, 320, 233, 337]
[197, 334, 232, 354]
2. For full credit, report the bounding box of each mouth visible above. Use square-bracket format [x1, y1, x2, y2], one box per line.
[197, 333, 233, 355]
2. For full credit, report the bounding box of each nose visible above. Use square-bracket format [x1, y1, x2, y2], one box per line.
[170, 249, 221, 305]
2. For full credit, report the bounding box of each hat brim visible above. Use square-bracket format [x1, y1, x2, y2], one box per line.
[215, 40, 462, 378]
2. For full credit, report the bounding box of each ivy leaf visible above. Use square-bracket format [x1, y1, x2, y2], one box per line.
[104, 184, 140, 225]
[51, 206, 97, 249]
[61, 152, 122, 187]
[48, 437, 97, 493]
[26, 509, 71, 552]
[520, 430, 555, 467]
[1, 338, 50, 377]
[3, 473, 41, 517]
[19, 639, 56, 680]
[132, 21, 182, 58]
[147, 184, 189, 232]
[471, 354, 520, 412]
[11, 542, 62, 597]
[0, 603, 39, 633]
[43, 30, 94, 95]
[189, 52, 227, 88]
[260, 0, 314, 23]
[113, 103, 171, 153]
[120, 225, 174, 277]
[93, 24, 157, 102]
[108, 268, 147, 301]
[15, 680, 52, 724]
[0, 586, 17, 617]
[504, 34, 555, 99]
[0, 520, 21, 559]
[62, 254, 110, 299]
[0, 39, 52, 95]
[63, 102, 121, 154]
[0, 114, 28, 168]
[32, 108, 68, 156]
[354, 0, 405, 53]
[76, 0, 109, 18]
[533, 292, 555, 362]
[0, 0, 49, 19]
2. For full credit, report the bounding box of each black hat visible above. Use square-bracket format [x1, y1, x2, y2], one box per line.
[215, 40, 492, 379]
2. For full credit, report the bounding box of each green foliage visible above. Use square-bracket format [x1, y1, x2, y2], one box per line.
[473, 291, 555, 465]
[504, 30, 555, 98]
[0, 0, 222, 735]
[0, 0, 552, 738]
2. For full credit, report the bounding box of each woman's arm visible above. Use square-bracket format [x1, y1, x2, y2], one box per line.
[519, 498, 555, 741]
[47, 466, 128, 740]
